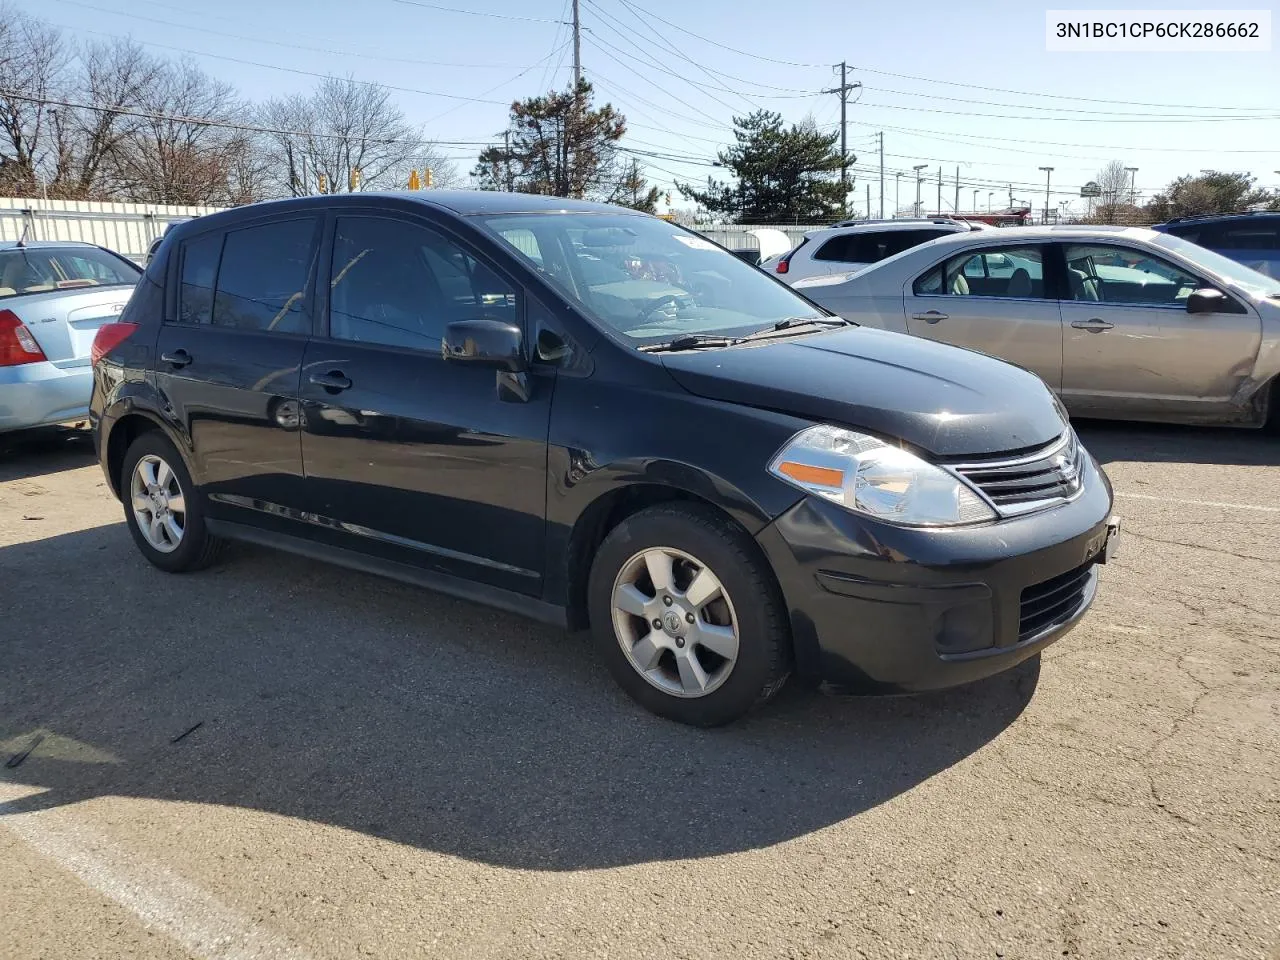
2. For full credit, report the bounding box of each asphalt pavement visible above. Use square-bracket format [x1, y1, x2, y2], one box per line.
[1, 422, 1277, 960]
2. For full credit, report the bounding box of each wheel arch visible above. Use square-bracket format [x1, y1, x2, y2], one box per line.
[103, 406, 191, 499]
[560, 471, 785, 633]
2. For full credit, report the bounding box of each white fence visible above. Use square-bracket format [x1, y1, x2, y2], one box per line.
[0, 198, 226, 264]
[0, 198, 823, 263]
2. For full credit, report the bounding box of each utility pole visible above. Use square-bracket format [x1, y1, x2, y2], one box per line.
[936, 166, 942, 217]
[1125, 166, 1138, 203]
[1038, 166, 1054, 224]
[1008, 183, 1013, 209]
[913, 164, 927, 216]
[572, 0, 581, 87]
[954, 166, 959, 215]
[877, 132, 884, 218]
[504, 130, 514, 191]
[822, 63, 860, 209]
[895, 172, 901, 218]
[866, 183, 871, 221]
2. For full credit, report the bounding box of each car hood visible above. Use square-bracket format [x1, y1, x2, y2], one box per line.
[660, 326, 1066, 457]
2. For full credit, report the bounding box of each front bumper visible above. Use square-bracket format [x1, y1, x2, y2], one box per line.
[755, 454, 1116, 693]
[0, 361, 92, 433]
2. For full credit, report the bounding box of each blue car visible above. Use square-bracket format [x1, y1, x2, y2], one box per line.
[0, 241, 142, 434]
[1151, 212, 1280, 280]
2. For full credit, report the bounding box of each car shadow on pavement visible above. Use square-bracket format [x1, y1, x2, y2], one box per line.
[0, 523, 1039, 871]
[1075, 418, 1280, 468]
[0, 426, 97, 483]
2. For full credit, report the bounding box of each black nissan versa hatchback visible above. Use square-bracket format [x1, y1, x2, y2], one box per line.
[90, 192, 1120, 726]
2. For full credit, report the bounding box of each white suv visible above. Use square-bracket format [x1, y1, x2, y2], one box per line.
[762, 218, 981, 284]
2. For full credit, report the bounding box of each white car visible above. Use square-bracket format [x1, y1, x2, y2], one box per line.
[794, 225, 1280, 428]
[760, 218, 980, 284]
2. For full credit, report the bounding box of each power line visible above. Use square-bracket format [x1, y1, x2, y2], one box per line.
[581, 35, 732, 127]
[860, 84, 1279, 120]
[42, 0, 529, 69]
[580, 18, 746, 118]
[594, 0, 763, 113]
[1, 90, 497, 146]
[852, 119, 1280, 155]
[390, 0, 567, 23]
[851, 96, 1280, 124]
[598, 6, 1276, 113]
[36, 18, 550, 114]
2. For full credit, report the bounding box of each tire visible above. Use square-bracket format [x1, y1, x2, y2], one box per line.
[120, 431, 224, 573]
[587, 502, 791, 726]
[1265, 378, 1280, 435]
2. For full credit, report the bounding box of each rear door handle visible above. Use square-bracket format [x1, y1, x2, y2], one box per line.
[160, 349, 192, 368]
[911, 310, 948, 323]
[1070, 319, 1114, 332]
[308, 370, 352, 392]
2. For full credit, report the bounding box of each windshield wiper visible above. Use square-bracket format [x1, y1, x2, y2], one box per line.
[773, 316, 850, 331]
[734, 317, 850, 343]
[637, 334, 736, 353]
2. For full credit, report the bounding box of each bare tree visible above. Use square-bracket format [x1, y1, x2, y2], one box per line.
[55, 39, 163, 198]
[259, 76, 456, 197]
[110, 59, 254, 204]
[0, 6, 66, 197]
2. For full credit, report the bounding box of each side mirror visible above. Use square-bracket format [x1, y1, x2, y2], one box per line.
[442, 318, 527, 372]
[1186, 288, 1229, 315]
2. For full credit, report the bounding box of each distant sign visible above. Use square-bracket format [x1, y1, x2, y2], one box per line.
[1080, 181, 1102, 198]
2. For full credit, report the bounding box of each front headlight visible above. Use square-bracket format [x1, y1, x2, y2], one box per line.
[768, 425, 996, 527]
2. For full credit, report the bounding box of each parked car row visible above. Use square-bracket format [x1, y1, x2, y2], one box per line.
[12, 192, 1276, 727]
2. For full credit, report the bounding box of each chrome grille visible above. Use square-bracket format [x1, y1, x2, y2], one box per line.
[946, 432, 1084, 516]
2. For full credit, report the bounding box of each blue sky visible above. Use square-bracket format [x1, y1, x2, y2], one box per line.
[30, 0, 1280, 214]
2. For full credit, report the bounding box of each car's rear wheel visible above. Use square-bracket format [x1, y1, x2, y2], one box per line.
[588, 503, 790, 726]
[121, 432, 223, 572]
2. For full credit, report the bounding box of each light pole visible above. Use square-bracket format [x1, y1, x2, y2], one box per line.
[1038, 166, 1054, 224]
[988, 191, 994, 212]
[913, 164, 927, 217]
[895, 172, 901, 218]
[1124, 166, 1138, 204]
[972, 188, 979, 212]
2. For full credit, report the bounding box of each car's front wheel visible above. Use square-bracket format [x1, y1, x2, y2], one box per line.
[121, 431, 224, 573]
[588, 503, 791, 726]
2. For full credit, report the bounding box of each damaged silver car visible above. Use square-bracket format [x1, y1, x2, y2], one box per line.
[795, 225, 1280, 429]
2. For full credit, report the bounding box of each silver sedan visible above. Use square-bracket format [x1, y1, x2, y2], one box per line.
[795, 225, 1280, 429]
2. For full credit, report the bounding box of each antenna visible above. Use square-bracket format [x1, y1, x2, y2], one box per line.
[16, 219, 31, 248]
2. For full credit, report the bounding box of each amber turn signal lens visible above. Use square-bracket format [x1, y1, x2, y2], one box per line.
[777, 462, 844, 488]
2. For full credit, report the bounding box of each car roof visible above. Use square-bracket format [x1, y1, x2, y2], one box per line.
[0, 240, 100, 251]
[1154, 210, 1280, 227]
[909, 224, 1161, 246]
[803, 219, 971, 240]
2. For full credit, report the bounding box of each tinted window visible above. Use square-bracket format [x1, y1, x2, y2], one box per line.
[813, 233, 885, 263]
[178, 232, 222, 325]
[881, 229, 951, 258]
[329, 217, 518, 351]
[914, 245, 1044, 298]
[1064, 243, 1200, 306]
[212, 219, 317, 334]
[1217, 224, 1280, 250]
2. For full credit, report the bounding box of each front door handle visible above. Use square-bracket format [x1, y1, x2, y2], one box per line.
[911, 310, 948, 323]
[309, 370, 352, 392]
[160, 349, 192, 368]
[1070, 318, 1114, 332]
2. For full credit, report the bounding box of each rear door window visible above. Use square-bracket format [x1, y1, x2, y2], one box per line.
[914, 245, 1045, 298]
[177, 232, 223, 325]
[211, 218, 319, 334]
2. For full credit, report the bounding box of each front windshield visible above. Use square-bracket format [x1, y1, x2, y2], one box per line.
[1151, 233, 1279, 298]
[478, 213, 825, 344]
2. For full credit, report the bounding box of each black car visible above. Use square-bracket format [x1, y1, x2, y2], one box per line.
[90, 192, 1119, 726]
